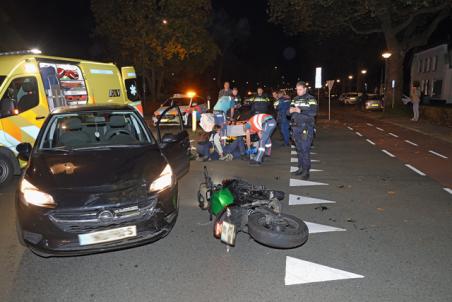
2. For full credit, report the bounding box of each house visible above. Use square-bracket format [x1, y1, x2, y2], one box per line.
[411, 44, 452, 104]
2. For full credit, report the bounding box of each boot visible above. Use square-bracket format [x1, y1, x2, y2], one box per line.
[292, 168, 304, 175]
[300, 170, 310, 180]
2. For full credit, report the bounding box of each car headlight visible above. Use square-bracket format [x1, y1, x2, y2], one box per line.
[20, 178, 57, 208]
[149, 164, 174, 193]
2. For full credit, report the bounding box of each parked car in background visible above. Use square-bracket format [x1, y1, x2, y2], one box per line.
[363, 94, 384, 111]
[339, 92, 362, 105]
[153, 92, 207, 127]
[16, 104, 190, 257]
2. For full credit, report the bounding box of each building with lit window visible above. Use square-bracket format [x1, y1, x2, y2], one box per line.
[411, 44, 452, 104]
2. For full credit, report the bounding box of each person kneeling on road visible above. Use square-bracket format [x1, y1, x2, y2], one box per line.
[197, 125, 245, 161]
[244, 113, 276, 166]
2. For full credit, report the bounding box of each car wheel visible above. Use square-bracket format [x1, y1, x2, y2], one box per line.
[0, 154, 14, 186]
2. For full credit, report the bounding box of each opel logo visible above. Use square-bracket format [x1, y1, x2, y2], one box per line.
[98, 210, 114, 222]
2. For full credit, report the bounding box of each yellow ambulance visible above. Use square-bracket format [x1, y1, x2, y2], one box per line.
[0, 49, 143, 185]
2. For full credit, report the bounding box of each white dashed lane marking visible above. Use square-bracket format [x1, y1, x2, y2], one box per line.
[405, 164, 426, 176]
[388, 132, 399, 138]
[290, 167, 323, 173]
[444, 188, 452, 195]
[366, 139, 376, 145]
[355, 132, 363, 137]
[429, 150, 448, 159]
[381, 149, 396, 158]
[347, 126, 354, 131]
[404, 140, 418, 146]
[366, 123, 373, 126]
[376, 127, 384, 131]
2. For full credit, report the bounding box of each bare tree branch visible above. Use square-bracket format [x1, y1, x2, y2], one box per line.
[394, 2, 450, 34]
[347, 21, 383, 34]
[405, 7, 451, 50]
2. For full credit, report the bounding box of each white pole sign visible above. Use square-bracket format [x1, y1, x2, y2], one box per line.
[315, 67, 322, 89]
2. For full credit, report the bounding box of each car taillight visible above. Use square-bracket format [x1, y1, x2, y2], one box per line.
[214, 221, 222, 238]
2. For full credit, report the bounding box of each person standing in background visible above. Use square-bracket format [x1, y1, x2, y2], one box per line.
[410, 81, 421, 122]
[218, 81, 232, 98]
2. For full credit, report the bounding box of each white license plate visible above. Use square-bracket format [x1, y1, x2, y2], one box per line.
[78, 225, 137, 246]
[220, 221, 236, 246]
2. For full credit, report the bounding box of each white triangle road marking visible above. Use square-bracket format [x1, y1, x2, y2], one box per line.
[305, 221, 346, 234]
[291, 158, 319, 163]
[291, 145, 296, 149]
[288, 194, 335, 205]
[285, 256, 364, 285]
[290, 166, 322, 173]
[290, 179, 328, 186]
[444, 188, 452, 195]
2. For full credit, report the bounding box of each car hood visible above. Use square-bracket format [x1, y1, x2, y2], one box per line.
[155, 106, 188, 115]
[25, 145, 167, 206]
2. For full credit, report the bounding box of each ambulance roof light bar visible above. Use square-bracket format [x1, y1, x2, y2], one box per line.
[0, 49, 42, 56]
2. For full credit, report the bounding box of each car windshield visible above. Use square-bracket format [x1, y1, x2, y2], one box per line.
[164, 97, 191, 106]
[38, 110, 152, 150]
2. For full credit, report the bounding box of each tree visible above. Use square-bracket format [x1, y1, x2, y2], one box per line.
[91, 0, 218, 104]
[268, 0, 452, 108]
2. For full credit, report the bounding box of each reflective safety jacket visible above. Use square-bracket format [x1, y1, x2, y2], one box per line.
[288, 93, 318, 126]
[250, 94, 271, 114]
[247, 113, 273, 132]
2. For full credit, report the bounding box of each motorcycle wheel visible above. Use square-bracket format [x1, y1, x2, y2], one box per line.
[248, 212, 308, 249]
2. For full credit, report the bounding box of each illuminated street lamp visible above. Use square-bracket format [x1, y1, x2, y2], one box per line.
[162, 19, 168, 25]
[382, 52, 392, 59]
[348, 75, 353, 80]
[361, 69, 367, 75]
[336, 79, 341, 83]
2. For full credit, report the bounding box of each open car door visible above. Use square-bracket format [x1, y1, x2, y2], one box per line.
[156, 105, 190, 179]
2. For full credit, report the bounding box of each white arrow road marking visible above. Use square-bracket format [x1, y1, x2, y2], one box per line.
[355, 132, 363, 137]
[444, 188, 452, 195]
[404, 140, 418, 146]
[285, 256, 364, 286]
[429, 150, 448, 159]
[291, 158, 319, 163]
[388, 132, 399, 138]
[305, 221, 346, 234]
[381, 149, 395, 157]
[376, 127, 384, 131]
[290, 179, 328, 186]
[289, 194, 335, 205]
[290, 166, 323, 173]
[366, 139, 376, 145]
[366, 123, 373, 126]
[405, 164, 426, 176]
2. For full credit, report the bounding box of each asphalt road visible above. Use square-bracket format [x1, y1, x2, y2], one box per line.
[1, 112, 452, 302]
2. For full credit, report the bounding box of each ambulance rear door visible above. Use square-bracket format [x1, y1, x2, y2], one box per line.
[80, 63, 125, 106]
[121, 66, 143, 115]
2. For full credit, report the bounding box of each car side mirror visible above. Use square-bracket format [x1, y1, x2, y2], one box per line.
[162, 133, 177, 143]
[16, 142, 32, 161]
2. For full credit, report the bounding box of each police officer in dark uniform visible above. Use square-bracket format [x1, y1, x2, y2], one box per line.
[288, 81, 318, 180]
[250, 87, 271, 114]
[274, 90, 291, 147]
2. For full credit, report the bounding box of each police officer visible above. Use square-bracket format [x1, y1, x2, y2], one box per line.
[289, 81, 318, 180]
[250, 87, 271, 114]
[274, 90, 291, 147]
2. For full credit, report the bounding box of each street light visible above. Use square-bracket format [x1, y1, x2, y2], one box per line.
[348, 75, 353, 80]
[336, 79, 341, 83]
[382, 52, 392, 59]
[162, 19, 168, 25]
[361, 69, 367, 74]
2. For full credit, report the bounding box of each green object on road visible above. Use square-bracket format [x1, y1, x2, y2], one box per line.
[211, 187, 234, 215]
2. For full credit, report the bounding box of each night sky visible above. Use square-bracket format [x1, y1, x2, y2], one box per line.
[1, 0, 451, 94]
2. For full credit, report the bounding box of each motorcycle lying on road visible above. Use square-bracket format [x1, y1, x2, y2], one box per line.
[197, 167, 308, 248]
